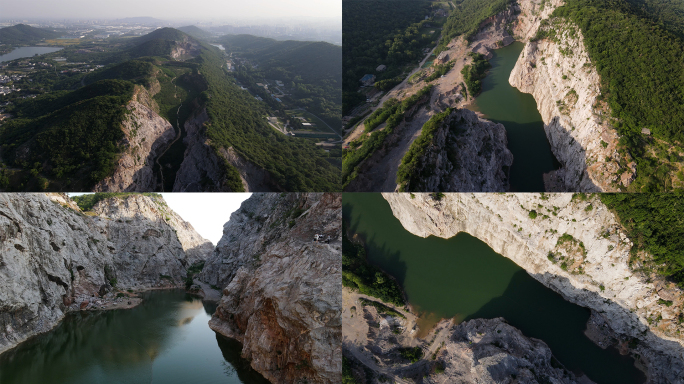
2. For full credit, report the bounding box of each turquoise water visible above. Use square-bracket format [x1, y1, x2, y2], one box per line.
[469, 42, 560, 191]
[0, 290, 269, 384]
[343, 193, 645, 384]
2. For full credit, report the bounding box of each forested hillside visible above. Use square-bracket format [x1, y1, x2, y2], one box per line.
[342, 0, 436, 114]
[197, 50, 341, 191]
[554, 0, 684, 191]
[436, 0, 513, 52]
[0, 24, 61, 44]
[220, 34, 341, 130]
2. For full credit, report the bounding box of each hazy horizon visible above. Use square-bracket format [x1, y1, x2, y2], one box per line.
[2, 0, 341, 21]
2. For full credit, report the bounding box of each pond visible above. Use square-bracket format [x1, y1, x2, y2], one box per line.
[343, 193, 645, 384]
[0, 290, 269, 384]
[0, 46, 63, 62]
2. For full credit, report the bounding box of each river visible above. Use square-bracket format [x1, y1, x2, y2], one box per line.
[0, 290, 269, 384]
[0, 46, 63, 63]
[468, 42, 559, 192]
[343, 193, 645, 384]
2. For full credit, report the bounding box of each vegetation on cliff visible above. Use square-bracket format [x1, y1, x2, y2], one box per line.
[342, 221, 405, 306]
[553, 0, 684, 191]
[396, 108, 453, 191]
[437, 0, 513, 52]
[600, 192, 684, 286]
[72, 192, 163, 211]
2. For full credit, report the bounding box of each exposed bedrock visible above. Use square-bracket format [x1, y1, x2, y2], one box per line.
[0, 193, 212, 355]
[400, 108, 513, 192]
[382, 193, 684, 383]
[201, 193, 342, 383]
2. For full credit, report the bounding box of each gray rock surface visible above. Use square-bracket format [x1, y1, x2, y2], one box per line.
[400, 109, 513, 192]
[0, 193, 212, 355]
[202, 193, 342, 384]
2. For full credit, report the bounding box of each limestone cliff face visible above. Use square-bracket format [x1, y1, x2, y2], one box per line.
[173, 108, 277, 192]
[400, 109, 513, 192]
[509, 0, 634, 191]
[202, 193, 341, 384]
[0, 193, 212, 355]
[382, 193, 684, 383]
[93, 86, 175, 192]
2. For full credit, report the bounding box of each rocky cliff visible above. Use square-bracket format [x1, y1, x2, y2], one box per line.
[399, 108, 513, 192]
[509, 0, 634, 191]
[202, 193, 341, 384]
[382, 193, 684, 383]
[93, 86, 176, 192]
[173, 107, 277, 192]
[0, 193, 212, 355]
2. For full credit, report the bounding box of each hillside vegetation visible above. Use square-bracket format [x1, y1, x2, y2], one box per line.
[437, 0, 513, 52]
[553, 0, 684, 191]
[0, 24, 61, 45]
[220, 34, 341, 130]
[600, 192, 684, 287]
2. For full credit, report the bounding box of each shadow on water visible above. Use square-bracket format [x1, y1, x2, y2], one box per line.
[342, 193, 645, 384]
[215, 336, 271, 384]
[468, 42, 561, 192]
[0, 290, 266, 384]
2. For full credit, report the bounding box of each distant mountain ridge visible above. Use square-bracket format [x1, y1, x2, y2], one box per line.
[0, 24, 61, 44]
[177, 25, 212, 40]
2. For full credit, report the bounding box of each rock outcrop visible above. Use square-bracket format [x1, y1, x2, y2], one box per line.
[0, 193, 212, 355]
[93, 86, 175, 192]
[202, 193, 341, 384]
[173, 107, 277, 192]
[399, 108, 513, 192]
[509, 0, 634, 191]
[382, 193, 684, 383]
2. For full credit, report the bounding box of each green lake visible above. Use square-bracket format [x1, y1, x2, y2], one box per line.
[469, 42, 559, 192]
[343, 193, 645, 384]
[0, 290, 269, 384]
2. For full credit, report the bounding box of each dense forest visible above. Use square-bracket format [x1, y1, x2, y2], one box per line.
[553, 0, 684, 191]
[342, 0, 438, 114]
[197, 50, 341, 191]
[0, 80, 134, 190]
[342, 221, 405, 306]
[220, 34, 341, 131]
[0, 24, 61, 45]
[600, 192, 684, 287]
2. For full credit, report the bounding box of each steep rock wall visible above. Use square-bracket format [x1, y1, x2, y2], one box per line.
[173, 107, 276, 192]
[509, 0, 634, 191]
[382, 193, 684, 383]
[203, 193, 341, 384]
[401, 108, 513, 192]
[0, 193, 211, 355]
[93, 87, 175, 192]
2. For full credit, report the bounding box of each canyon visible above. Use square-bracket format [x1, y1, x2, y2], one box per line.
[381, 192, 684, 383]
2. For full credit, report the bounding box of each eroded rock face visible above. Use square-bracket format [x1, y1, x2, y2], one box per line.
[400, 109, 513, 192]
[202, 193, 342, 384]
[173, 108, 277, 192]
[0, 193, 212, 355]
[93, 87, 176, 192]
[382, 193, 684, 383]
[509, 0, 633, 191]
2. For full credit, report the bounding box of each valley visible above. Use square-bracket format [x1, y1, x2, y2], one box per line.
[0, 25, 341, 192]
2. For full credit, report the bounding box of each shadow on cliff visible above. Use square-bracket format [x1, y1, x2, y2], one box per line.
[214, 334, 271, 384]
[466, 269, 645, 384]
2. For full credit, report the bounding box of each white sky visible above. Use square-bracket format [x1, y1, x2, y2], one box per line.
[68, 193, 251, 244]
[161, 193, 250, 244]
[2, 0, 340, 20]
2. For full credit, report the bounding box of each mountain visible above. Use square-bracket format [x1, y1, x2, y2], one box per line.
[177, 25, 212, 40]
[0, 24, 60, 44]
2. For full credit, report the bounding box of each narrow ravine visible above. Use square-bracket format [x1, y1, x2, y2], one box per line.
[468, 42, 560, 191]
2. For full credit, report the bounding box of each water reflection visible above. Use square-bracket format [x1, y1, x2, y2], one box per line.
[0, 290, 267, 384]
[343, 193, 645, 384]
